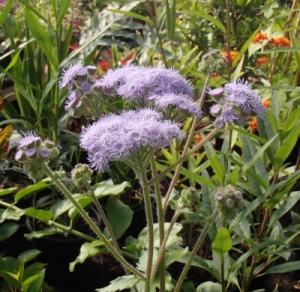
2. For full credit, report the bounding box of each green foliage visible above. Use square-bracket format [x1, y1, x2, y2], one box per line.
[0, 249, 45, 292]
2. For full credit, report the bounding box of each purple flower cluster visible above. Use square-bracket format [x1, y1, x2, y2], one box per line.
[80, 109, 184, 172]
[15, 133, 59, 162]
[15, 133, 60, 181]
[214, 184, 243, 219]
[92, 65, 201, 118]
[94, 65, 193, 101]
[151, 93, 202, 119]
[59, 63, 97, 114]
[208, 79, 265, 129]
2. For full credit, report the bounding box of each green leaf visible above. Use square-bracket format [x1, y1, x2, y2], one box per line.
[25, 8, 58, 68]
[212, 227, 232, 257]
[281, 106, 300, 139]
[17, 249, 41, 263]
[165, 247, 189, 267]
[180, 169, 215, 189]
[269, 191, 300, 228]
[109, 9, 153, 25]
[0, 0, 13, 26]
[208, 156, 225, 185]
[264, 261, 300, 275]
[0, 187, 17, 196]
[182, 8, 226, 33]
[25, 208, 53, 223]
[0, 208, 25, 223]
[106, 196, 133, 240]
[96, 275, 141, 292]
[69, 240, 105, 272]
[14, 179, 51, 203]
[197, 281, 222, 292]
[165, 0, 176, 39]
[274, 122, 300, 169]
[56, 0, 71, 28]
[0, 257, 20, 287]
[0, 223, 19, 242]
[93, 181, 131, 198]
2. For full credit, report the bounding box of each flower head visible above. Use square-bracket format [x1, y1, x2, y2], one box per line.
[270, 36, 291, 47]
[15, 133, 60, 181]
[59, 63, 88, 89]
[224, 79, 265, 115]
[221, 51, 240, 63]
[257, 56, 269, 66]
[252, 32, 268, 44]
[152, 93, 202, 119]
[94, 65, 193, 102]
[80, 109, 183, 172]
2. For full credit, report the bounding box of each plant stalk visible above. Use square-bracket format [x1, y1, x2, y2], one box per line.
[174, 208, 219, 292]
[42, 163, 146, 281]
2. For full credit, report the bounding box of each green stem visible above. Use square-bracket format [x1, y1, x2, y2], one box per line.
[0, 200, 96, 242]
[174, 209, 219, 292]
[150, 156, 165, 291]
[137, 164, 155, 292]
[42, 163, 145, 281]
[161, 74, 211, 211]
[150, 212, 181, 283]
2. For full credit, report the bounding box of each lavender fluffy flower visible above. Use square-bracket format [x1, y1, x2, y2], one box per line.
[59, 63, 88, 89]
[80, 109, 183, 172]
[224, 79, 265, 115]
[94, 65, 193, 102]
[152, 93, 202, 119]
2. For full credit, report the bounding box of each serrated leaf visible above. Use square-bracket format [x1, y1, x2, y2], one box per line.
[96, 275, 140, 292]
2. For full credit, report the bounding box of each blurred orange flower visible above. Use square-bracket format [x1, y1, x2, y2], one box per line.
[248, 99, 270, 131]
[194, 133, 202, 144]
[270, 36, 291, 47]
[252, 33, 267, 44]
[221, 51, 239, 63]
[256, 56, 269, 66]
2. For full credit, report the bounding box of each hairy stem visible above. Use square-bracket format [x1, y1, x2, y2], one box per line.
[42, 164, 145, 280]
[150, 156, 165, 291]
[174, 209, 219, 292]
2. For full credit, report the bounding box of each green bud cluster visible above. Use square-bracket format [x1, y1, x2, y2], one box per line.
[71, 163, 93, 190]
[173, 187, 201, 213]
[214, 185, 243, 220]
[198, 50, 227, 75]
[15, 134, 60, 181]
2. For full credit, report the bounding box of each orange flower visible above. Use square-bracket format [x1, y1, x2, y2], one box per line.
[262, 99, 270, 108]
[194, 133, 202, 144]
[221, 51, 239, 63]
[270, 36, 291, 47]
[248, 100, 270, 131]
[249, 117, 258, 131]
[256, 56, 269, 66]
[252, 33, 267, 44]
